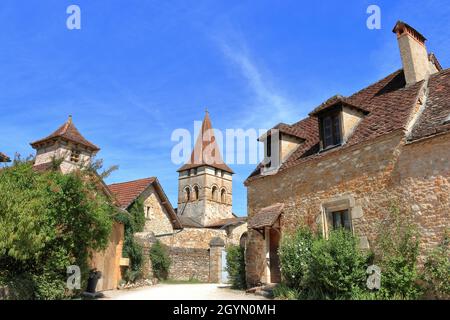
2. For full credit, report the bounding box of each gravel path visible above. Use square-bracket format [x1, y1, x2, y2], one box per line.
[102, 283, 267, 300]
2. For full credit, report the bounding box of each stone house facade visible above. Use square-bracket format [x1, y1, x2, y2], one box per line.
[108, 112, 247, 283]
[244, 21, 449, 286]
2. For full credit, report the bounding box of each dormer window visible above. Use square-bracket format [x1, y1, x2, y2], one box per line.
[310, 95, 368, 152]
[266, 135, 272, 158]
[70, 149, 80, 163]
[320, 109, 342, 150]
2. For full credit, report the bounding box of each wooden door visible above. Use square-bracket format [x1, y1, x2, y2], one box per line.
[269, 228, 281, 283]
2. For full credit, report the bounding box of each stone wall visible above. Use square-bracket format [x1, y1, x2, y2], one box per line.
[136, 224, 246, 282]
[178, 166, 233, 226]
[168, 247, 211, 282]
[246, 130, 450, 286]
[142, 185, 175, 235]
[159, 227, 227, 249]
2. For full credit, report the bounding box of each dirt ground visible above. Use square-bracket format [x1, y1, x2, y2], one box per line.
[101, 283, 268, 300]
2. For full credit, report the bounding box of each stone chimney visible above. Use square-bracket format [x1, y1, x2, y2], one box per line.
[393, 21, 439, 85]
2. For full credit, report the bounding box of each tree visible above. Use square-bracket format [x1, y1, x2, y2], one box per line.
[0, 159, 114, 299]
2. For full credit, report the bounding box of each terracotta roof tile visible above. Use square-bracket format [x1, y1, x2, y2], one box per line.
[409, 69, 450, 141]
[177, 216, 204, 228]
[246, 68, 433, 183]
[206, 217, 247, 228]
[30, 116, 100, 151]
[108, 177, 182, 229]
[248, 203, 284, 229]
[178, 112, 234, 174]
[0, 152, 10, 162]
[108, 177, 156, 209]
[309, 94, 370, 116]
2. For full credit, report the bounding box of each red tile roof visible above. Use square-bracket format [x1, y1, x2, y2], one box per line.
[108, 177, 182, 229]
[259, 122, 307, 141]
[309, 94, 370, 116]
[248, 203, 284, 229]
[205, 217, 247, 228]
[246, 68, 450, 184]
[409, 69, 450, 141]
[30, 116, 100, 152]
[108, 177, 156, 209]
[0, 152, 10, 162]
[178, 111, 234, 174]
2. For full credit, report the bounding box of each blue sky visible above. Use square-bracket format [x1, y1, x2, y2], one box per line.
[0, 0, 448, 216]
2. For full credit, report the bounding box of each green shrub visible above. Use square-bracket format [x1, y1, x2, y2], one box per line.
[0, 158, 115, 299]
[422, 233, 450, 299]
[307, 229, 370, 300]
[32, 273, 67, 300]
[115, 198, 145, 283]
[278, 227, 313, 289]
[225, 245, 246, 289]
[374, 206, 422, 300]
[273, 283, 301, 300]
[149, 240, 171, 280]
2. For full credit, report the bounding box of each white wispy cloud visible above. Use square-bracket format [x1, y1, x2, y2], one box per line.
[214, 34, 301, 129]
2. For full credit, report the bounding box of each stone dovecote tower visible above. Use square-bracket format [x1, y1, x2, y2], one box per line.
[177, 111, 234, 226]
[30, 115, 100, 174]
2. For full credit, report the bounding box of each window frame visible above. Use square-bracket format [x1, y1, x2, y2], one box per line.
[331, 209, 352, 231]
[70, 149, 81, 163]
[318, 106, 343, 150]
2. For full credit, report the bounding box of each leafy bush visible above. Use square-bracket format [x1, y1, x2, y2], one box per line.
[115, 198, 145, 283]
[149, 240, 171, 280]
[225, 245, 246, 289]
[307, 229, 370, 300]
[422, 233, 450, 299]
[373, 206, 422, 300]
[0, 159, 115, 299]
[273, 283, 301, 300]
[278, 227, 313, 289]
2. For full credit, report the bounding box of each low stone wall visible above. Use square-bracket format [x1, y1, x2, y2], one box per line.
[168, 247, 210, 282]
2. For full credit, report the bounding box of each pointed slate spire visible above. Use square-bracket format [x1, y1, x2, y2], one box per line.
[178, 111, 233, 173]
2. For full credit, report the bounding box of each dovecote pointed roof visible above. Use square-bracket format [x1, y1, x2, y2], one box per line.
[0, 152, 10, 162]
[30, 116, 100, 151]
[178, 111, 234, 173]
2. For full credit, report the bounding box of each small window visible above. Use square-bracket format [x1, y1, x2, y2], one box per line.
[70, 150, 80, 163]
[193, 186, 199, 201]
[220, 189, 226, 203]
[266, 135, 272, 158]
[145, 206, 151, 219]
[211, 186, 218, 201]
[185, 187, 191, 201]
[332, 209, 351, 231]
[320, 110, 342, 149]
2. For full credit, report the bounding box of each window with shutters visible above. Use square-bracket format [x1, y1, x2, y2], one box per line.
[332, 209, 352, 231]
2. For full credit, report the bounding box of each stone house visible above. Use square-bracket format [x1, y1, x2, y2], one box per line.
[244, 21, 449, 286]
[29, 116, 126, 291]
[108, 112, 248, 283]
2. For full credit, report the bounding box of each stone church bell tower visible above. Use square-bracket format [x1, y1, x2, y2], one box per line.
[177, 111, 234, 226]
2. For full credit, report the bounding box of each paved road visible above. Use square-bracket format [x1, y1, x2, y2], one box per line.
[102, 283, 267, 300]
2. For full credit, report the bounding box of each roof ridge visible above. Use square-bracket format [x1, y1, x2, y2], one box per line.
[107, 177, 155, 186]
